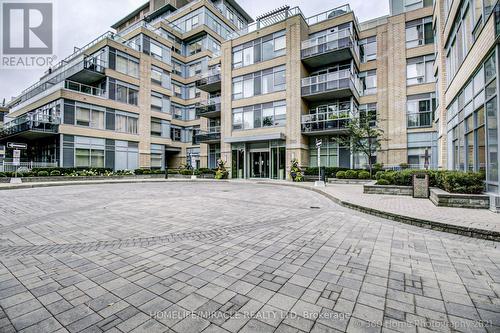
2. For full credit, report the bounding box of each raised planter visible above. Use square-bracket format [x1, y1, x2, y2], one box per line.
[430, 188, 490, 209]
[329, 178, 372, 185]
[363, 183, 413, 196]
[168, 174, 215, 179]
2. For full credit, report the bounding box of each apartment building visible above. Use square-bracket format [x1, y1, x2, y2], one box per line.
[1, 0, 499, 200]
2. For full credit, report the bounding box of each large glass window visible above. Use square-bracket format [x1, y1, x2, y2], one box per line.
[115, 112, 138, 134]
[232, 65, 286, 100]
[359, 70, 377, 95]
[407, 55, 435, 85]
[407, 93, 436, 128]
[232, 31, 286, 68]
[110, 80, 138, 106]
[406, 17, 433, 48]
[115, 51, 139, 78]
[359, 37, 377, 63]
[232, 100, 286, 130]
[75, 103, 105, 129]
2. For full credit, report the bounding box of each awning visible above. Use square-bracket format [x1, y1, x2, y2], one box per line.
[224, 132, 285, 143]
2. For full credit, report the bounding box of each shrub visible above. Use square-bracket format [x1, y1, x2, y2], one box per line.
[344, 170, 358, 179]
[198, 168, 215, 175]
[50, 170, 61, 176]
[336, 171, 346, 179]
[167, 169, 179, 174]
[358, 170, 370, 179]
[0, 172, 5, 178]
[37, 170, 49, 177]
[376, 179, 390, 185]
[179, 169, 193, 176]
[375, 171, 385, 180]
[134, 169, 145, 175]
[380, 171, 396, 185]
[399, 163, 409, 169]
[441, 171, 485, 194]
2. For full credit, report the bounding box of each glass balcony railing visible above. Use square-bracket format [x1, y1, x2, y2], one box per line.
[196, 97, 221, 117]
[195, 68, 222, 92]
[64, 80, 106, 97]
[301, 28, 359, 61]
[301, 108, 355, 133]
[301, 69, 361, 98]
[1, 112, 60, 138]
[305, 5, 352, 25]
[193, 126, 221, 144]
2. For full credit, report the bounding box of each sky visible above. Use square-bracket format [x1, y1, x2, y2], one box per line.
[0, 0, 389, 105]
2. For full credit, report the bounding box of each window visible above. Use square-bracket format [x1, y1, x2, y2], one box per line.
[188, 62, 203, 77]
[151, 66, 170, 89]
[110, 80, 138, 106]
[172, 82, 182, 98]
[407, 93, 436, 128]
[151, 144, 164, 169]
[115, 51, 139, 78]
[359, 70, 377, 95]
[188, 39, 203, 56]
[232, 65, 286, 100]
[359, 103, 377, 127]
[232, 31, 286, 68]
[232, 100, 286, 130]
[75, 104, 104, 129]
[115, 112, 138, 134]
[115, 141, 139, 171]
[151, 94, 163, 112]
[404, 0, 433, 12]
[407, 55, 435, 85]
[76, 148, 104, 168]
[150, 41, 165, 60]
[406, 17, 433, 48]
[151, 118, 170, 137]
[171, 127, 182, 141]
[359, 37, 377, 63]
[172, 60, 183, 76]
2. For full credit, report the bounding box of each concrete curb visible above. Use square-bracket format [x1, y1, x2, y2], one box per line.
[256, 181, 500, 242]
[0, 179, 225, 190]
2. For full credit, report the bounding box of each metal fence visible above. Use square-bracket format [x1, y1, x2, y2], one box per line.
[0, 161, 58, 173]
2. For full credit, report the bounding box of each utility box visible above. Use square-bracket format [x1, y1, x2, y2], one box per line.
[413, 173, 429, 198]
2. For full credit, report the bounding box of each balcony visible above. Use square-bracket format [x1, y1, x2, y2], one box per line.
[193, 126, 221, 144]
[195, 97, 221, 118]
[195, 70, 221, 93]
[301, 28, 358, 68]
[301, 109, 354, 135]
[301, 69, 361, 102]
[66, 58, 106, 85]
[64, 80, 106, 98]
[1, 112, 60, 141]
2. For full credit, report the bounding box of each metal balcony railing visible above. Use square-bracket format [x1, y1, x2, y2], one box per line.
[301, 28, 359, 60]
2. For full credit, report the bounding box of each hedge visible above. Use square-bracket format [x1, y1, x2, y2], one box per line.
[304, 167, 350, 178]
[375, 169, 485, 194]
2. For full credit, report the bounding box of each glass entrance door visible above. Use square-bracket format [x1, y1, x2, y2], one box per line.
[251, 151, 269, 178]
[271, 147, 286, 180]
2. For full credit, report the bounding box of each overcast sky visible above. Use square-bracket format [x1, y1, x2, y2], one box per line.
[0, 0, 389, 105]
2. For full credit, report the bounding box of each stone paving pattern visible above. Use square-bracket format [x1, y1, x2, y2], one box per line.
[316, 183, 500, 234]
[0, 182, 499, 332]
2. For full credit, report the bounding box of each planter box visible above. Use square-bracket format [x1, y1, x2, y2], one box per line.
[363, 183, 413, 196]
[430, 188, 490, 209]
[329, 178, 372, 185]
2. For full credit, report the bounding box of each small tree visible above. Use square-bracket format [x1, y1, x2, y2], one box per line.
[334, 115, 383, 177]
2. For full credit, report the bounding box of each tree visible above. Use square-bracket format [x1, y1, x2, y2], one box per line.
[333, 115, 383, 177]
